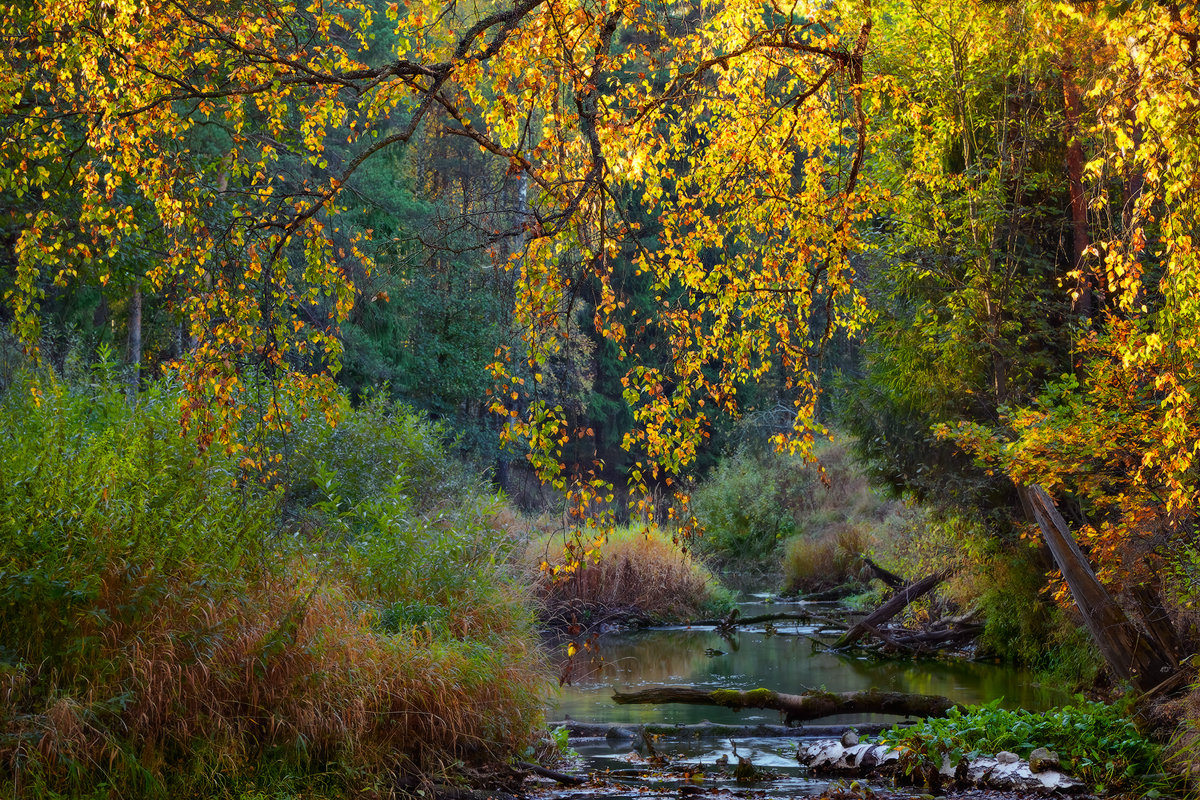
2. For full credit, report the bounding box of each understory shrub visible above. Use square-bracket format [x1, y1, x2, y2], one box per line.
[0, 374, 546, 798]
[529, 525, 734, 625]
[692, 438, 894, 567]
[976, 549, 1103, 688]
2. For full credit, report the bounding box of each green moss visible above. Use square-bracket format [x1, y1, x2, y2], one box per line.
[710, 689, 744, 707]
[743, 688, 777, 707]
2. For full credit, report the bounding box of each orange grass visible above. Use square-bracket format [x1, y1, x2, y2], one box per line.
[2, 561, 545, 797]
[530, 526, 729, 625]
[781, 525, 871, 594]
[0, 380, 548, 798]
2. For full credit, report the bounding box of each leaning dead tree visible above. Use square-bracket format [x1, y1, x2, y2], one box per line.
[612, 687, 961, 725]
[1021, 485, 1177, 695]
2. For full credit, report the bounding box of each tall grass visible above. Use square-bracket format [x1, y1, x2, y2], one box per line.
[527, 525, 733, 625]
[0, 373, 546, 798]
[781, 525, 872, 594]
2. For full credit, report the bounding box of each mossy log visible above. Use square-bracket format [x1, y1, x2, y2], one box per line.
[611, 686, 960, 724]
[547, 720, 903, 739]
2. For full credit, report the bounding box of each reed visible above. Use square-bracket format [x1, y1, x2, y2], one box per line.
[529, 525, 733, 625]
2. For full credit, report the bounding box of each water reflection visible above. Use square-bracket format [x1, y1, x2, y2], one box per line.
[548, 604, 1067, 726]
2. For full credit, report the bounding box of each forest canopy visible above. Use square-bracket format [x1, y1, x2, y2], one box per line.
[3, 0, 1200, 673]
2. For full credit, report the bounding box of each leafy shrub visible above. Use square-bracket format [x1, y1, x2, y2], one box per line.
[977, 549, 1103, 688]
[692, 439, 892, 564]
[692, 454, 804, 558]
[0, 374, 546, 798]
[878, 699, 1172, 794]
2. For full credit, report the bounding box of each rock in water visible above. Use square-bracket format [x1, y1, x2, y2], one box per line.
[1029, 747, 1061, 773]
[797, 739, 1085, 793]
[841, 729, 860, 747]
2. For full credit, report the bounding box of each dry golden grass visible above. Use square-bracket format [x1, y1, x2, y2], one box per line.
[781, 524, 872, 594]
[2, 560, 547, 797]
[529, 526, 730, 625]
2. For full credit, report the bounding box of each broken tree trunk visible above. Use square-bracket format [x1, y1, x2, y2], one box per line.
[834, 571, 946, 648]
[611, 686, 960, 725]
[1021, 485, 1174, 693]
[862, 556, 906, 589]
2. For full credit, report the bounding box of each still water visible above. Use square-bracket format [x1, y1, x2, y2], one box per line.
[537, 600, 1069, 799]
[548, 600, 1068, 727]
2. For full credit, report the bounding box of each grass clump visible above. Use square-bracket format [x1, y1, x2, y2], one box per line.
[781, 525, 872, 595]
[528, 524, 734, 626]
[878, 699, 1173, 794]
[0, 374, 546, 798]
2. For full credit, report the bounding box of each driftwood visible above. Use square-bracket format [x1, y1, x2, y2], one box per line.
[834, 571, 947, 648]
[689, 610, 847, 629]
[800, 582, 863, 601]
[547, 720, 903, 740]
[611, 686, 959, 725]
[517, 761, 585, 786]
[892, 625, 984, 647]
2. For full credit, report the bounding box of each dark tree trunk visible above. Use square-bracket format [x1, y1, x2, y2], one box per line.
[1061, 53, 1092, 318]
[126, 285, 142, 399]
[834, 571, 946, 648]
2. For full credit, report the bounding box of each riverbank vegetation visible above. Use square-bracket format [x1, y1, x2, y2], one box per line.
[0, 364, 546, 798]
[878, 700, 1173, 795]
[528, 524, 733, 626]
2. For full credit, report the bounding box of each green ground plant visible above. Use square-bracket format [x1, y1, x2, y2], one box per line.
[0, 371, 546, 798]
[878, 699, 1173, 794]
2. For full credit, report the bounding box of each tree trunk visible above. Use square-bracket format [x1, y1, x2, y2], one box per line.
[126, 284, 142, 399]
[834, 571, 946, 648]
[862, 556, 906, 589]
[1021, 485, 1174, 693]
[1061, 52, 1092, 318]
[612, 687, 960, 725]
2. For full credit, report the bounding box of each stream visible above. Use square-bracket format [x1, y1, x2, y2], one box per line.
[538, 597, 1070, 799]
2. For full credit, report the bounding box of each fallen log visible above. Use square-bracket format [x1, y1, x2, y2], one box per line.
[799, 740, 1086, 793]
[517, 761, 585, 786]
[801, 582, 863, 601]
[835, 570, 947, 649]
[611, 686, 960, 725]
[688, 610, 847, 629]
[547, 720, 905, 740]
[892, 625, 984, 647]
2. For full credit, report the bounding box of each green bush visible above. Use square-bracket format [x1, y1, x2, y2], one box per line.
[693, 439, 894, 564]
[977, 548, 1103, 689]
[878, 699, 1173, 794]
[692, 453, 804, 558]
[0, 373, 545, 798]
